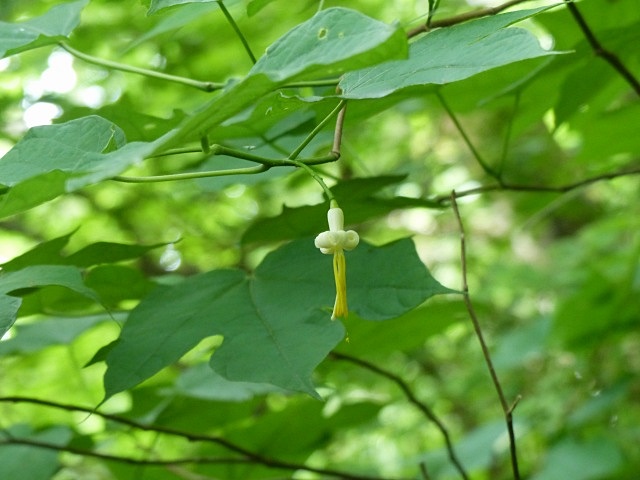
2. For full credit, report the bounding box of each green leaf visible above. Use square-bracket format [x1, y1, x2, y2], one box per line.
[0, 425, 73, 480]
[147, 0, 234, 16]
[0, 116, 165, 218]
[157, 7, 407, 150]
[0, 0, 88, 59]
[0, 295, 22, 339]
[0, 232, 74, 272]
[531, 437, 623, 480]
[0, 314, 109, 356]
[340, 7, 560, 99]
[103, 237, 449, 399]
[250, 7, 407, 82]
[247, 0, 278, 17]
[0, 265, 100, 336]
[174, 363, 284, 401]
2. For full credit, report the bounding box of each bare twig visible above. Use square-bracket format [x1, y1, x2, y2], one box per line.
[331, 352, 469, 480]
[564, 0, 640, 96]
[0, 436, 247, 467]
[449, 193, 520, 479]
[0, 396, 403, 480]
[433, 165, 640, 205]
[408, 0, 535, 38]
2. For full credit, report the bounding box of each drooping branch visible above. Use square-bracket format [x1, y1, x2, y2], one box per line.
[564, 0, 640, 96]
[449, 193, 521, 480]
[433, 165, 640, 205]
[0, 396, 406, 480]
[331, 352, 470, 480]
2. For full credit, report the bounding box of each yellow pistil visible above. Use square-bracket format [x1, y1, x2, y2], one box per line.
[315, 202, 359, 320]
[332, 249, 347, 320]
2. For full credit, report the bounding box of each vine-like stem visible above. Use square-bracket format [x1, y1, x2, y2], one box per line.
[449, 193, 521, 480]
[289, 100, 347, 160]
[331, 352, 469, 480]
[564, 0, 640, 96]
[59, 42, 224, 92]
[217, 0, 256, 64]
[113, 164, 268, 183]
[0, 396, 406, 480]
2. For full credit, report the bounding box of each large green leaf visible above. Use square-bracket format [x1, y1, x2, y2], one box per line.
[0, 265, 100, 337]
[0, 0, 88, 59]
[103, 237, 449, 399]
[340, 7, 559, 99]
[156, 7, 407, 150]
[0, 116, 164, 218]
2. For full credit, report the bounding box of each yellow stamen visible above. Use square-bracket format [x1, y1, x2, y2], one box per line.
[332, 249, 348, 320]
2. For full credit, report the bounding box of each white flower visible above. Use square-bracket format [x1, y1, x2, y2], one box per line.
[314, 204, 359, 319]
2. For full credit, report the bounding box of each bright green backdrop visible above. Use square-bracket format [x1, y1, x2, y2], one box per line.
[0, 0, 639, 479]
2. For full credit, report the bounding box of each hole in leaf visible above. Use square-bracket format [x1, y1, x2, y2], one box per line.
[317, 27, 328, 40]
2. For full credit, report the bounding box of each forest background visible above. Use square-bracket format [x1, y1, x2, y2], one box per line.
[0, 0, 639, 479]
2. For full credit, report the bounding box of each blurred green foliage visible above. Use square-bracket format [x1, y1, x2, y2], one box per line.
[1, 0, 639, 479]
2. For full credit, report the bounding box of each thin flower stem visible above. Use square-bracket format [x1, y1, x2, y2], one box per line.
[289, 100, 347, 160]
[450, 192, 521, 480]
[59, 42, 224, 92]
[217, 0, 256, 64]
[289, 160, 335, 202]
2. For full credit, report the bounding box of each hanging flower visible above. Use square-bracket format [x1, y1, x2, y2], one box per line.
[314, 201, 359, 319]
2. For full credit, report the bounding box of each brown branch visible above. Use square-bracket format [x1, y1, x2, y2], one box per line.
[449, 193, 521, 480]
[331, 352, 469, 480]
[564, 0, 640, 96]
[434, 165, 640, 205]
[407, 0, 535, 38]
[0, 396, 403, 480]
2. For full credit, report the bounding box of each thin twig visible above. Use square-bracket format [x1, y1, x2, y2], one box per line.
[564, 0, 640, 96]
[0, 396, 404, 480]
[449, 193, 520, 480]
[217, 0, 257, 64]
[436, 91, 500, 180]
[331, 352, 469, 480]
[408, 0, 535, 38]
[433, 165, 640, 205]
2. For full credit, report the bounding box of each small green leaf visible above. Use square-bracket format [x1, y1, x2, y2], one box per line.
[0, 116, 166, 217]
[103, 237, 449, 399]
[340, 7, 560, 99]
[0, 0, 89, 59]
[0, 265, 100, 336]
[0, 314, 109, 356]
